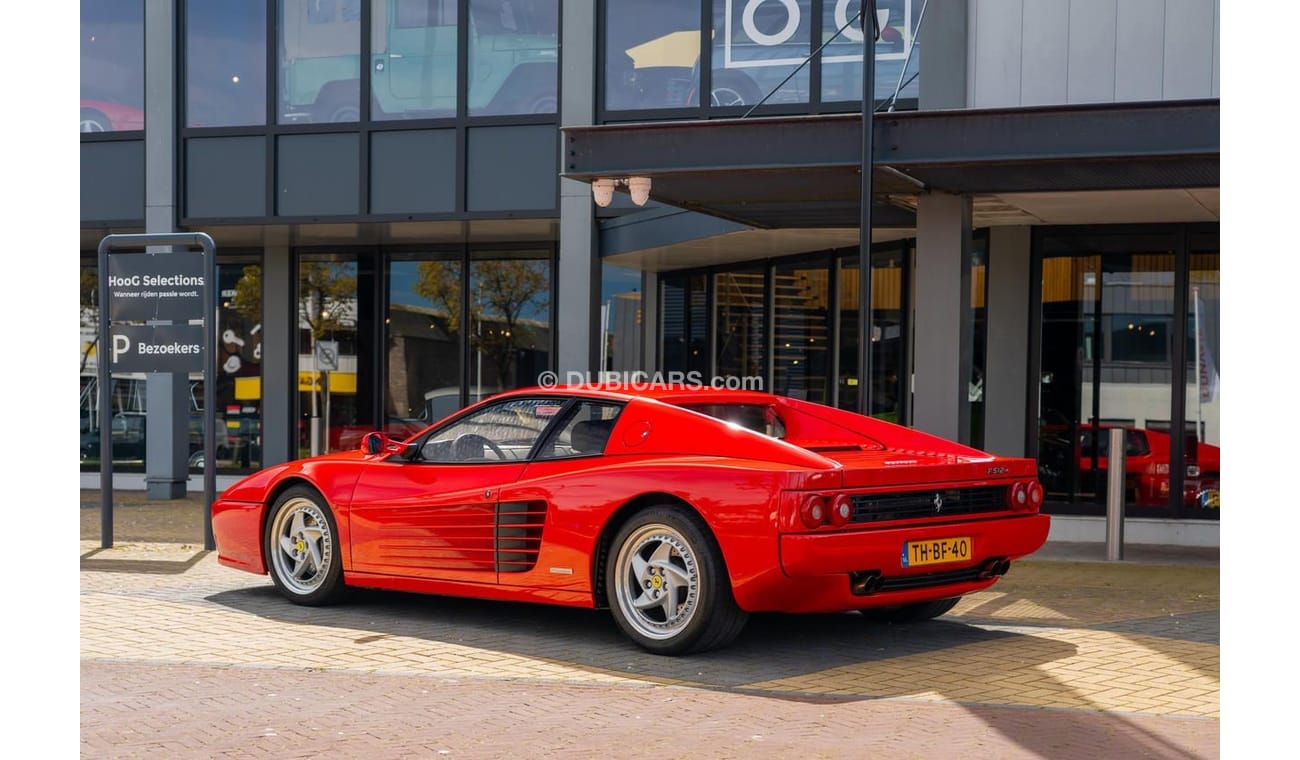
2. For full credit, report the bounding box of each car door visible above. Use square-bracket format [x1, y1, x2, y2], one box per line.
[347, 396, 568, 583]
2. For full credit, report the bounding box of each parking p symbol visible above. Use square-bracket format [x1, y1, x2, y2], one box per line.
[112, 334, 131, 363]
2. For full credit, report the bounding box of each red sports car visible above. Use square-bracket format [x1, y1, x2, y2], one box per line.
[213, 385, 1050, 654]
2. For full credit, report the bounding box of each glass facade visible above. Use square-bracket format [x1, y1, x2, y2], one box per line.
[468, 251, 553, 394]
[601, 263, 644, 372]
[388, 254, 464, 423]
[1035, 230, 1219, 521]
[297, 253, 373, 456]
[279, 0, 362, 123]
[185, 1, 268, 127]
[370, 0, 459, 119]
[603, 0, 921, 114]
[467, 0, 559, 116]
[772, 257, 829, 402]
[81, 0, 145, 132]
[714, 269, 767, 382]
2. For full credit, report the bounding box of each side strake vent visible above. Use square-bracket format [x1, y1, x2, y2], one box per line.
[850, 486, 1007, 523]
[496, 501, 547, 573]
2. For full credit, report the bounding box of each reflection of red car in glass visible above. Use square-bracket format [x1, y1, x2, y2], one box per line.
[328, 416, 426, 452]
[81, 99, 145, 132]
[214, 385, 1050, 655]
[1043, 424, 1220, 508]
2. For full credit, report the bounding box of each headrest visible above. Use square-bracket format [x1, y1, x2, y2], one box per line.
[571, 419, 614, 454]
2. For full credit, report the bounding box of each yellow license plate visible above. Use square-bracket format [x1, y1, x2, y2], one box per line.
[901, 537, 972, 568]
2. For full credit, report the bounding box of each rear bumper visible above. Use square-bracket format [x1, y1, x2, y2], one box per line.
[781, 513, 1050, 576]
[731, 513, 1049, 614]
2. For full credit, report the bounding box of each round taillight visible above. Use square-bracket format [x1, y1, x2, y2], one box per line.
[1028, 481, 1044, 507]
[800, 495, 828, 528]
[829, 494, 854, 526]
[1011, 482, 1029, 509]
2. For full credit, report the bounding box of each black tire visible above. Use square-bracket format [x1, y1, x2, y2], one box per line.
[605, 505, 748, 655]
[264, 485, 348, 606]
[860, 596, 961, 624]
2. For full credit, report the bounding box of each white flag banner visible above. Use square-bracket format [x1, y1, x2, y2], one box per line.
[1194, 288, 1219, 403]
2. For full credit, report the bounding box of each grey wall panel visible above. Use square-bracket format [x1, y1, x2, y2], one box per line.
[970, 0, 1023, 107]
[1067, 0, 1117, 103]
[81, 141, 144, 222]
[466, 126, 557, 212]
[919, 0, 967, 109]
[276, 133, 360, 217]
[369, 130, 456, 215]
[1115, 0, 1165, 101]
[1019, 0, 1068, 106]
[185, 137, 267, 219]
[970, 0, 1217, 106]
[1163, 0, 1215, 99]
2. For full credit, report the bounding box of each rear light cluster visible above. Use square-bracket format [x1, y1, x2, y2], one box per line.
[799, 494, 855, 529]
[1009, 480, 1044, 511]
[796, 480, 1044, 529]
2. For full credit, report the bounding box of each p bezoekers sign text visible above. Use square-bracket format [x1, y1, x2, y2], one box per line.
[109, 323, 206, 373]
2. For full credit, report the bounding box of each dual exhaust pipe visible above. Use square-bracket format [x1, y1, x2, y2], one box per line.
[849, 557, 1011, 596]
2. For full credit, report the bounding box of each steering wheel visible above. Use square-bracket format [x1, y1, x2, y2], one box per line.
[452, 433, 506, 461]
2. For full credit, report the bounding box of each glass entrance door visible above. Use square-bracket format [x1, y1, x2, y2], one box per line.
[1037, 233, 1192, 518]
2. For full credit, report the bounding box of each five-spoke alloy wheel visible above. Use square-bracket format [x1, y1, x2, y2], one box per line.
[264, 486, 346, 606]
[606, 506, 747, 655]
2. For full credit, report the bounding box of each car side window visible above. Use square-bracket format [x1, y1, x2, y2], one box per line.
[535, 401, 623, 460]
[418, 397, 565, 463]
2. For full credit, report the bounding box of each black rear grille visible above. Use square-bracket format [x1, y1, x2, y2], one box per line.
[879, 565, 991, 591]
[851, 486, 1007, 524]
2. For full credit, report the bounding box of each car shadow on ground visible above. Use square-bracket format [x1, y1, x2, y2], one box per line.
[207, 583, 1074, 701]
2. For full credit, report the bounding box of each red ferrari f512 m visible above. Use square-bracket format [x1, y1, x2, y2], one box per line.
[213, 385, 1049, 654]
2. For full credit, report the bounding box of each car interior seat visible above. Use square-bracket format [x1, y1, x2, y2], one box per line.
[570, 419, 615, 455]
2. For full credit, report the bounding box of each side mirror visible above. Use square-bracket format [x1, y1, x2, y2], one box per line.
[361, 432, 386, 455]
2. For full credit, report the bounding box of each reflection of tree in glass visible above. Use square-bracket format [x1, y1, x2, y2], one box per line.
[299, 261, 357, 340]
[81, 269, 100, 373]
[230, 264, 263, 324]
[414, 259, 549, 384]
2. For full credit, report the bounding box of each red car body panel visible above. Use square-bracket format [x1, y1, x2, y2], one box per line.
[213, 385, 1050, 618]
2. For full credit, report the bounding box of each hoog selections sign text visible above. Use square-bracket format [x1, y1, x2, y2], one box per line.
[107, 252, 206, 322]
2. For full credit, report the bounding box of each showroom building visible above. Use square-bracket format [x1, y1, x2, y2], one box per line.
[81, 0, 1219, 545]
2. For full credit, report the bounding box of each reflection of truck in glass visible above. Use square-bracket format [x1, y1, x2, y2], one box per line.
[280, 0, 557, 122]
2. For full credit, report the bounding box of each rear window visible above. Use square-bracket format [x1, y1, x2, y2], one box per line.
[676, 403, 785, 439]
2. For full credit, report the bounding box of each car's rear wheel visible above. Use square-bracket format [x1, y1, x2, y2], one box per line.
[606, 506, 748, 655]
[859, 596, 961, 624]
[264, 486, 347, 606]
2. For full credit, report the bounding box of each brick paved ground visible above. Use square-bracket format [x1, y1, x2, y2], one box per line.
[80, 493, 1220, 759]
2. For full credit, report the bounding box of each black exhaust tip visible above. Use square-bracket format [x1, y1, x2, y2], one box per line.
[978, 557, 1012, 580]
[850, 570, 882, 596]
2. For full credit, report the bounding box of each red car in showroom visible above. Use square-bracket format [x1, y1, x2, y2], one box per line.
[213, 385, 1050, 654]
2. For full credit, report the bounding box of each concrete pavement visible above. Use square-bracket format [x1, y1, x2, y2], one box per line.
[80, 492, 1219, 758]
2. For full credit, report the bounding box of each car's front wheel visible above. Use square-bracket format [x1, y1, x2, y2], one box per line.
[606, 506, 747, 655]
[264, 486, 347, 606]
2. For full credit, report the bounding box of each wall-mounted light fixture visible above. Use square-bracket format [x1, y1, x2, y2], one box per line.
[591, 176, 652, 207]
